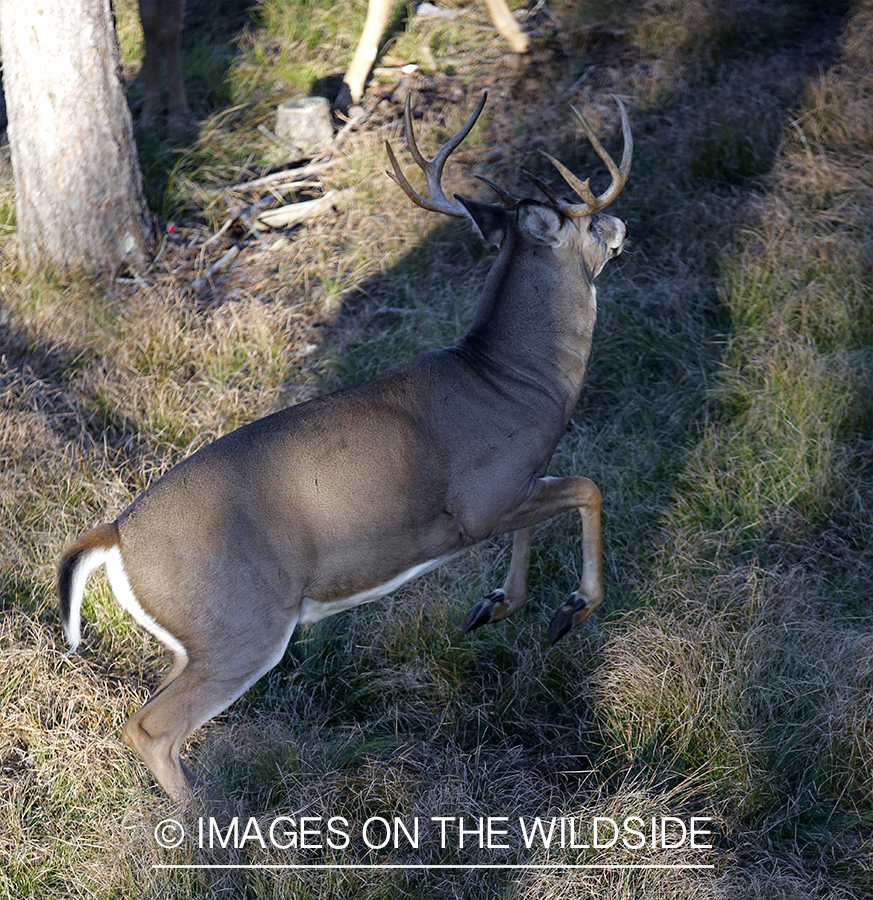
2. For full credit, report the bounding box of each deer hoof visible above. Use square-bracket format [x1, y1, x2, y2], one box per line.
[462, 590, 506, 633]
[547, 592, 590, 645]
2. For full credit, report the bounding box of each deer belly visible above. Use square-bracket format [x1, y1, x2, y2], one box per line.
[298, 552, 460, 624]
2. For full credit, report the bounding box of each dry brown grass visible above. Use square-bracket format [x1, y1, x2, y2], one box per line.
[1, 0, 871, 898]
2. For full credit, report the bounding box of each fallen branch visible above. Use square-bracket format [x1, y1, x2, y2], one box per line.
[190, 244, 241, 294]
[256, 190, 338, 230]
[228, 159, 337, 196]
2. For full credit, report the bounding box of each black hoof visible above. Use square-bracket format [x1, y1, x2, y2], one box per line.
[462, 590, 506, 633]
[547, 592, 589, 645]
[333, 82, 353, 116]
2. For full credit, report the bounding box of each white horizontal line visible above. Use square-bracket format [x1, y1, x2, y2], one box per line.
[153, 863, 715, 871]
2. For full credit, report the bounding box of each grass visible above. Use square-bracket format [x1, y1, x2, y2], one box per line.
[1, 0, 872, 897]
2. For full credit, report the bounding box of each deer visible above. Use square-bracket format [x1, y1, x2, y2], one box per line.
[338, 0, 528, 110]
[134, 0, 527, 124]
[138, 0, 188, 127]
[58, 92, 632, 807]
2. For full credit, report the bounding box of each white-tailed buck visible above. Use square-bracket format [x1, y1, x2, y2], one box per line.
[59, 93, 632, 806]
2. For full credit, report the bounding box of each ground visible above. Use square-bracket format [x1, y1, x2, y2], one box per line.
[1, 0, 871, 897]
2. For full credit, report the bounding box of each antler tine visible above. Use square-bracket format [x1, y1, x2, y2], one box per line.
[520, 168, 566, 211]
[535, 95, 633, 218]
[385, 91, 488, 219]
[385, 140, 453, 216]
[538, 152, 599, 208]
[474, 174, 519, 209]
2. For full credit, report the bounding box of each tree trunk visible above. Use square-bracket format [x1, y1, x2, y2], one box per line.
[0, 0, 156, 274]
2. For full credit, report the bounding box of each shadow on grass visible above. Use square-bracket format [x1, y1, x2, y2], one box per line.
[259, 0, 852, 814]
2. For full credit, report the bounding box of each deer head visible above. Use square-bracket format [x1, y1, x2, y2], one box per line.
[387, 91, 631, 270]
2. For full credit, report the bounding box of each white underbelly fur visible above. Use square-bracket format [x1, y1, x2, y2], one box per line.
[299, 553, 459, 624]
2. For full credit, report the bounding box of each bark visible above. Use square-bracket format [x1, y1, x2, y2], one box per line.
[0, 0, 156, 274]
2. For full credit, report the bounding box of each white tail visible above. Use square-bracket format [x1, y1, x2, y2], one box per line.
[59, 93, 632, 807]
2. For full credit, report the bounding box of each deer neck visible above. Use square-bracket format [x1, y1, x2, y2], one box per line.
[458, 235, 596, 421]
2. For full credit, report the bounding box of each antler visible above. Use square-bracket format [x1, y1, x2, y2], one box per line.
[524, 95, 633, 218]
[386, 92, 488, 218]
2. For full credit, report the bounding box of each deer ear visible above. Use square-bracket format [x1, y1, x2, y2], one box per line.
[455, 196, 508, 247]
[516, 201, 565, 247]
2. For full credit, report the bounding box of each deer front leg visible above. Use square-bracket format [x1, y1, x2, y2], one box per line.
[463, 526, 533, 632]
[163, 0, 188, 128]
[463, 476, 603, 644]
[139, 0, 162, 124]
[543, 478, 603, 645]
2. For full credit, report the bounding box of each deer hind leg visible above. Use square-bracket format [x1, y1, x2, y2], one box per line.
[464, 476, 603, 644]
[163, 0, 188, 127]
[338, 0, 393, 109]
[482, 0, 529, 54]
[122, 613, 299, 809]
